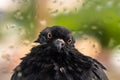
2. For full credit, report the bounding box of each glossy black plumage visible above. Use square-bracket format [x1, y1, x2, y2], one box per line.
[11, 26, 108, 80]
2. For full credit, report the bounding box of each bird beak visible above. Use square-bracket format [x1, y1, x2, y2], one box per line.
[53, 39, 65, 52]
[34, 38, 39, 43]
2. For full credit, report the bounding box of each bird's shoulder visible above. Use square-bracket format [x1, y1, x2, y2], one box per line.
[69, 49, 108, 80]
[72, 49, 105, 69]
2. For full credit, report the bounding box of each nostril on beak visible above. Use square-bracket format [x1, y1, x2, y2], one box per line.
[61, 43, 65, 47]
[54, 39, 65, 52]
[57, 39, 65, 47]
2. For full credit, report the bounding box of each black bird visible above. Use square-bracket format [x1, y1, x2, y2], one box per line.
[11, 26, 108, 80]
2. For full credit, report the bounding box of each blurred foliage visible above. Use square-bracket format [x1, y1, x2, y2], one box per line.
[0, 0, 37, 41]
[0, 0, 120, 48]
[11, 0, 37, 40]
[51, 0, 120, 48]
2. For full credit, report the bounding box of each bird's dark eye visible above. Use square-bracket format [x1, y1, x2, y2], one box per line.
[47, 32, 52, 39]
[67, 38, 72, 44]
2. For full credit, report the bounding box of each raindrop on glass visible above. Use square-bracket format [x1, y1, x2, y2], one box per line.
[83, 24, 88, 28]
[27, 15, 31, 19]
[19, 16, 24, 20]
[78, 31, 83, 35]
[1, 54, 10, 61]
[92, 44, 96, 48]
[30, 23, 34, 29]
[77, 0, 82, 3]
[22, 40, 30, 46]
[59, 1, 63, 5]
[16, 11, 21, 16]
[91, 26, 97, 30]
[9, 45, 14, 49]
[98, 31, 103, 35]
[108, 38, 115, 47]
[14, 11, 23, 20]
[63, 8, 69, 14]
[52, 0, 57, 3]
[6, 24, 16, 30]
[118, 3, 120, 7]
[51, 9, 58, 14]
[19, 27, 25, 36]
[83, 37, 88, 40]
[106, 1, 113, 8]
[50, 9, 59, 16]
[96, 5, 102, 11]
[40, 20, 47, 26]
[74, 7, 79, 13]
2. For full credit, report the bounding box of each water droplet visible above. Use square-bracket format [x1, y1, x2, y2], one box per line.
[40, 20, 47, 26]
[59, 1, 63, 5]
[50, 9, 59, 16]
[89, 41, 92, 43]
[111, 46, 120, 69]
[19, 28, 25, 36]
[1, 68, 9, 73]
[34, 15, 37, 19]
[15, 11, 21, 16]
[52, 0, 57, 3]
[9, 45, 14, 49]
[108, 38, 115, 47]
[51, 9, 58, 14]
[63, 8, 69, 14]
[95, 51, 98, 53]
[96, 5, 102, 11]
[83, 37, 88, 40]
[118, 3, 120, 7]
[118, 46, 120, 49]
[8, 25, 15, 29]
[19, 16, 24, 20]
[76, 0, 82, 3]
[30, 23, 34, 29]
[1, 54, 10, 61]
[117, 59, 120, 62]
[92, 44, 96, 48]
[74, 7, 78, 12]
[78, 31, 83, 34]
[27, 15, 31, 19]
[91, 26, 97, 30]
[22, 40, 30, 46]
[12, 0, 16, 2]
[98, 31, 103, 35]
[84, 2, 91, 9]
[83, 24, 88, 28]
[106, 1, 113, 7]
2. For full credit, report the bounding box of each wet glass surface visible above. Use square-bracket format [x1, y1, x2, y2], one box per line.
[0, 0, 120, 80]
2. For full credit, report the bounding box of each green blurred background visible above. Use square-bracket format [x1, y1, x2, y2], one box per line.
[0, 0, 120, 80]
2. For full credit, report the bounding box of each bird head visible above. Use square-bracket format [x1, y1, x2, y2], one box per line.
[35, 26, 75, 52]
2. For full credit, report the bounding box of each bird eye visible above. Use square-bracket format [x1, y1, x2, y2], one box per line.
[67, 38, 72, 44]
[47, 32, 52, 39]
